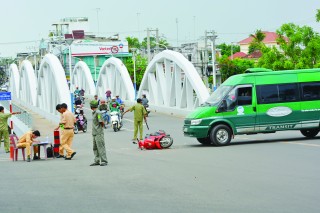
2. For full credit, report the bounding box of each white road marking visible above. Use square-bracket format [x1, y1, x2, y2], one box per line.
[282, 141, 320, 147]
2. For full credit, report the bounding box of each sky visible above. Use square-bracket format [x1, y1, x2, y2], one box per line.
[1, 0, 320, 57]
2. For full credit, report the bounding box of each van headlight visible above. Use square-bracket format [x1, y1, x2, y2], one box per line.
[191, 119, 202, 125]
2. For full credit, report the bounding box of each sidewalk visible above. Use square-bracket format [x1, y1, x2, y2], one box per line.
[30, 111, 58, 141]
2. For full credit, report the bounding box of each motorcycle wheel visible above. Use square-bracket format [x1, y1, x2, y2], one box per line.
[159, 136, 173, 148]
[83, 123, 87, 132]
[113, 125, 117, 132]
[74, 126, 79, 134]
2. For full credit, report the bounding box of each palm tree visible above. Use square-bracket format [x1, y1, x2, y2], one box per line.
[248, 29, 266, 54]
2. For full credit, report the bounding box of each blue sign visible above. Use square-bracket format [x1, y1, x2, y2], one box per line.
[0, 92, 11, 101]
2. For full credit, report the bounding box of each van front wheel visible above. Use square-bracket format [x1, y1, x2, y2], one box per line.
[300, 129, 319, 138]
[210, 124, 232, 146]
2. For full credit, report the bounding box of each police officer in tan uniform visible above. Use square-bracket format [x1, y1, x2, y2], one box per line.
[16, 130, 41, 162]
[55, 103, 76, 160]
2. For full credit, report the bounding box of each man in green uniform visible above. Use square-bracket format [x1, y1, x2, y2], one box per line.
[123, 98, 147, 143]
[0, 106, 21, 153]
[89, 100, 108, 166]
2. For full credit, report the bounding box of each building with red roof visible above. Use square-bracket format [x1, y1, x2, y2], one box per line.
[238, 31, 285, 54]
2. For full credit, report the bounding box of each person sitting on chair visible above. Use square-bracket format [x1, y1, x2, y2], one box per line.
[16, 130, 41, 162]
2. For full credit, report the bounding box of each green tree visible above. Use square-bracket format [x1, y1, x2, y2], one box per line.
[123, 54, 148, 88]
[218, 56, 254, 81]
[257, 22, 320, 70]
[316, 9, 320, 22]
[248, 29, 266, 54]
[141, 37, 170, 50]
[126, 36, 141, 51]
[217, 43, 240, 57]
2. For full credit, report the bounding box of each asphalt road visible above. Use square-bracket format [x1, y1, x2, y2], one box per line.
[0, 105, 319, 213]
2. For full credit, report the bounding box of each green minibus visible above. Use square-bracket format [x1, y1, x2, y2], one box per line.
[183, 68, 320, 146]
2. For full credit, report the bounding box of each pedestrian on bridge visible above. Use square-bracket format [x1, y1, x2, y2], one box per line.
[0, 106, 21, 153]
[123, 98, 147, 143]
[89, 100, 108, 166]
[54, 103, 76, 160]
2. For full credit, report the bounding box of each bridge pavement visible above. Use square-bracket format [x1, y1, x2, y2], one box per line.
[0, 103, 320, 213]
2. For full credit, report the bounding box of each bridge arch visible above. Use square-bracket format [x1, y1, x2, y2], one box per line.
[37, 54, 71, 115]
[138, 50, 209, 110]
[96, 57, 134, 101]
[72, 61, 96, 96]
[8, 64, 20, 99]
[19, 60, 37, 106]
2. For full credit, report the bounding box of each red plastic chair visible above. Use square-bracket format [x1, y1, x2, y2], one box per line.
[10, 134, 26, 162]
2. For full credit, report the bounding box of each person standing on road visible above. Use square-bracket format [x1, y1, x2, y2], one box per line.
[89, 100, 108, 166]
[54, 103, 76, 160]
[105, 89, 111, 102]
[0, 106, 21, 153]
[123, 98, 147, 143]
[16, 130, 41, 162]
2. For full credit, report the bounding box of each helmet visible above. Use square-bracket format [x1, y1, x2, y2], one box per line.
[90, 100, 99, 108]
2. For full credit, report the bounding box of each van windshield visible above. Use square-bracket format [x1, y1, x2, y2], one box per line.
[204, 85, 233, 106]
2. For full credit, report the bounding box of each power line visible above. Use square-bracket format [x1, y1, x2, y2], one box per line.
[0, 39, 43, 45]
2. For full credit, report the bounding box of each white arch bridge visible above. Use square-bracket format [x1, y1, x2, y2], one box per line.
[8, 50, 210, 122]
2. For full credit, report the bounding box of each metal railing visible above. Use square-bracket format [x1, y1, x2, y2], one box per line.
[0, 101, 33, 128]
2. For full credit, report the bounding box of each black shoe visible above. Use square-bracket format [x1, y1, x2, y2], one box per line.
[90, 162, 100, 166]
[71, 152, 77, 159]
[65, 157, 72, 160]
[5, 151, 10, 153]
[56, 154, 65, 158]
[100, 162, 108, 166]
[33, 156, 40, 160]
[27, 158, 31, 162]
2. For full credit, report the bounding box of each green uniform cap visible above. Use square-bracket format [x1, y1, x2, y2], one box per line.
[90, 100, 99, 108]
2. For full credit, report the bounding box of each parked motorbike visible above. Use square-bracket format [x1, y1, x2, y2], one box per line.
[100, 110, 110, 129]
[74, 105, 87, 133]
[110, 111, 122, 132]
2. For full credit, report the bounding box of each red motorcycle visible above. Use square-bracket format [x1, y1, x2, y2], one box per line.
[138, 130, 173, 150]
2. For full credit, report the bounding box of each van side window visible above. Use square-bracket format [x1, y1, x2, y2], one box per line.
[237, 87, 252, 106]
[225, 86, 252, 111]
[300, 82, 320, 101]
[257, 83, 299, 104]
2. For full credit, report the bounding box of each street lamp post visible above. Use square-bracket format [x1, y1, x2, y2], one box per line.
[131, 48, 137, 100]
[65, 37, 74, 90]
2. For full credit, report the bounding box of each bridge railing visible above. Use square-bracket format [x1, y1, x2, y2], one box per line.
[0, 101, 33, 128]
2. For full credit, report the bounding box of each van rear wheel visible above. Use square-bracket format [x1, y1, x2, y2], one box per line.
[197, 137, 211, 145]
[300, 129, 319, 138]
[210, 124, 232, 146]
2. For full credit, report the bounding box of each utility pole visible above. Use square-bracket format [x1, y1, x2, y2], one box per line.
[96, 8, 101, 36]
[155, 28, 159, 53]
[176, 18, 179, 47]
[193, 16, 196, 42]
[147, 28, 151, 62]
[137, 13, 141, 41]
[207, 30, 218, 91]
